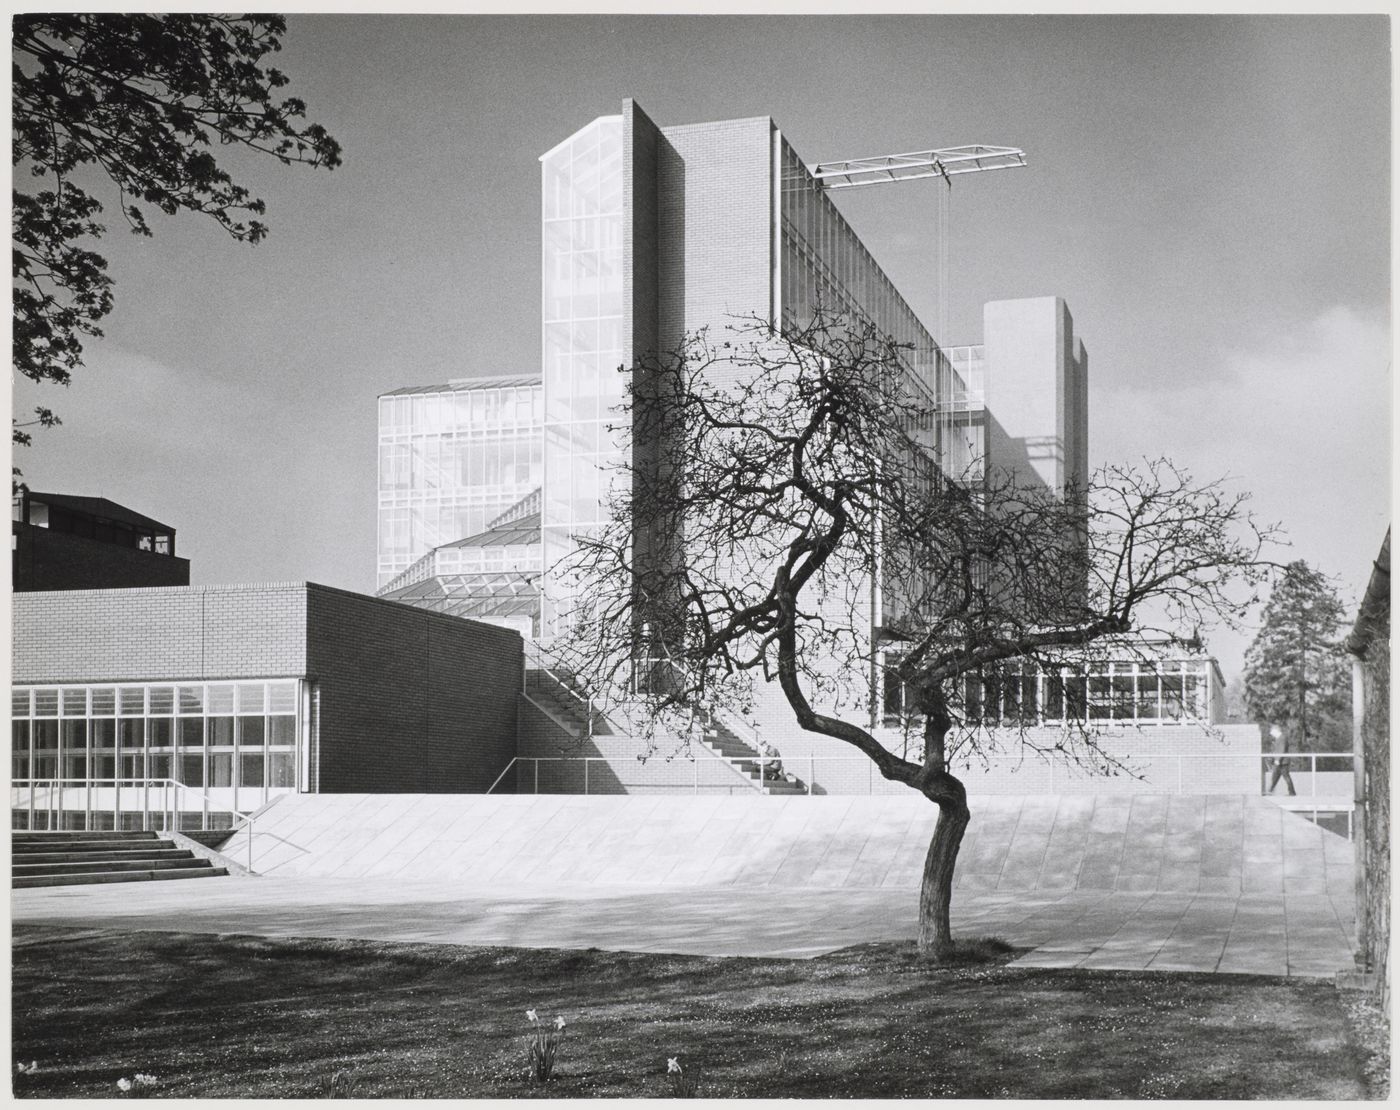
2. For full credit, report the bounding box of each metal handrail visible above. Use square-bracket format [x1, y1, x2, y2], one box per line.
[11, 777, 262, 872]
[523, 643, 597, 740]
[525, 641, 765, 793]
[484, 755, 787, 796]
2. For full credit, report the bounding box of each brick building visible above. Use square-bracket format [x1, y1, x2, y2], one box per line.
[11, 583, 522, 829]
[12, 491, 190, 592]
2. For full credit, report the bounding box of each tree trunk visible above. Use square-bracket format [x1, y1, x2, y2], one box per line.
[917, 777, 970, 959]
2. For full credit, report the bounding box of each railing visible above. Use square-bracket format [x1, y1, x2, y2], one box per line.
[486, 751, 1355, 804]
[11, 778, 262, 872]
[523, 643, 597, 740]
[486, 755, 778, 796]
[521, 643, 766, 795]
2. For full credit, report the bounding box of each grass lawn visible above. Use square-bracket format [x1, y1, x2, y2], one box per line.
[11, 925, 1378, 1099]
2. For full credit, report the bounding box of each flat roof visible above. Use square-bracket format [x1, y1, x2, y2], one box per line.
[380, 374, 541, 398]
[22, 492, 174, 533]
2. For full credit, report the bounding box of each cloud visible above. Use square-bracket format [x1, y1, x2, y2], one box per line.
[1095, 304, 1390, 679]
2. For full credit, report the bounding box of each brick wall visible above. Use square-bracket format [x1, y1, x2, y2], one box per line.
[11, 583, 307, 683]
[659, 115, 775, 337]
[13, 522, 190, 592]
[306, 585, 521, 793]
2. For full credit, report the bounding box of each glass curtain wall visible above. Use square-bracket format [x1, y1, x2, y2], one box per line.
[11, 680, 300, 830]
[377, 382, 544, 589]
[540, 116, 627, 633]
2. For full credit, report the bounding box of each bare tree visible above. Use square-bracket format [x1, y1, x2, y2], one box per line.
[552, 311, 1277, 959]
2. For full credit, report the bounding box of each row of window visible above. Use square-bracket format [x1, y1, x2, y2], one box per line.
[881, 662, 1214, 726]
[780, 141, 939, 363]
[378, 435, 543, 494]
[15, 744, 296, 789]
[378, 386, 542, 435]
[14, 681, 297, 719]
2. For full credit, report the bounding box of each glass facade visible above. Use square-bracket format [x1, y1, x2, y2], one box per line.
[881, 657, 1216, 728]
[12, 679, 301, 829]
[540, 115, 627, 631]
[377, 378, 544, 589]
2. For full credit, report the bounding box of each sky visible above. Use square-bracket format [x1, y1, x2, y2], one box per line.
[11, 13, 1392, 685]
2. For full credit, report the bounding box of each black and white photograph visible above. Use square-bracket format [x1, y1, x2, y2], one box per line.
[9, 7, 1391, 1099]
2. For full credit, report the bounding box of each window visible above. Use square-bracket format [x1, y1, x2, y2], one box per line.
[13, 681, 303, 813]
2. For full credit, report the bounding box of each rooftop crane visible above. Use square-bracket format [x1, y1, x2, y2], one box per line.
[806, 144, 1027, 342]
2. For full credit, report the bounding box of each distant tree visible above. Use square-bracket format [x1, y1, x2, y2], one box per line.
[12, 14, 341, 483]
[553, 312, 1278, 959]
[1243, 561, 1352, 753]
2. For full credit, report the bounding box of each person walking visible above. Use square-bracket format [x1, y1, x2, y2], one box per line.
[1265, 723, 1295, 796]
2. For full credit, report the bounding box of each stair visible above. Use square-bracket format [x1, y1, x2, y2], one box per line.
[699, 719, 810, 795]
[11, 830, 229, 888]
[530, 665, 810, 795]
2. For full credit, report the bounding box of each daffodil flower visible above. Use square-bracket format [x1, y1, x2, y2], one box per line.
[526, 1009, 538, 1022]
[668, 1058, 682, 1074]
[554, 1016, 566, 1030]
[117, 1078, 132, 1092]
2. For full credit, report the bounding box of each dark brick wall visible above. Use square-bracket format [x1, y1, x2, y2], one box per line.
[306, 585, 521, 793]
[13, 522, 190, 592]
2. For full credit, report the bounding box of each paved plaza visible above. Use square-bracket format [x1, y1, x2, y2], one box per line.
[13, 793, 1356, 978]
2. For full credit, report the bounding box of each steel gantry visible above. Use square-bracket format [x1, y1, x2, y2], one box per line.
[806, 143, 1028, 343]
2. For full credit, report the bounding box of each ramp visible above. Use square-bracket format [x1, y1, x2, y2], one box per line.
[229, 793, 1352, 897]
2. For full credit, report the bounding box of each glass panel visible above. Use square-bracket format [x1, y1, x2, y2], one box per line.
[63, 749, 86, 779]
[179, 718, 205, 748]
[119, 719, 145, 750]
[92, 753, 115, 780]
[209, 753, 233, 788]
[1161, 675, 1185, 719]
[12, 719, 29, 754]
[61, 719, 88, 753]
[119, 688, 145, 716]
[268, 682, 297, 714]
[148, 718, 173, 748]
[178, 686, 203, 714]
[235, 684, 266, 714]
[91, 718, 115, 748]
[207, 717, 234, 747]
[33, 689, 58, 717]
[180, 753, 205, 787]
[1111, 675, 1135, 720]
[150, 753, 172, 780]
[11, 688, 30, 718]
[207, 685, 235, 715]
[148, 687, 175, 715]
[239, 753, 265, 788]
[61, 688, 87, 716]
[238, 717, 266, 747]
[268, 717, 296, 746]
[33, 720, 58, 751]
[122, 753, 145, 779]
[90, 687, 116, 716]
[269, 752, 296, 788]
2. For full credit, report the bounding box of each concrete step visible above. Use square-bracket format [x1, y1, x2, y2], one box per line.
[13, 830, 159, 843]
[14, 837, 182, 854]
[15, 856, 208, 877]
[14, 866, 228, 889]
[14, 847, 195, 864]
